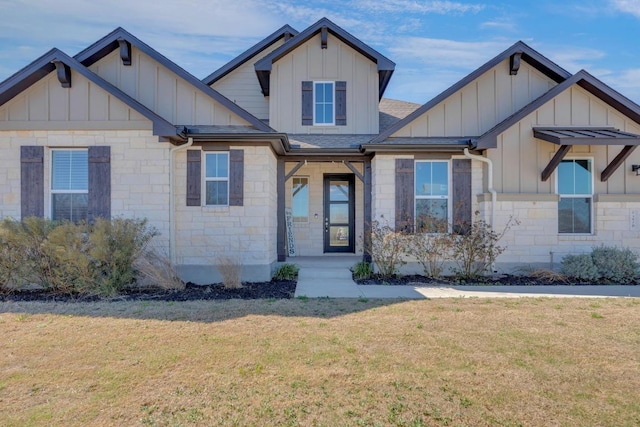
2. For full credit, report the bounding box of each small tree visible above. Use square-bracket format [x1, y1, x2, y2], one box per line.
[407, 213, 453, 278]
[450, 213, 518, 280]
[366, 216, 407, 278]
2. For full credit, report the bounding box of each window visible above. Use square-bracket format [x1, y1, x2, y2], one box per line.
[314, 81, 334, 125]
[205, 152, 229, 206]
[51, 149, 88, 221]
[415, 161, 449, 233]
[292, 177, 309, 222]
[558, 159, 592, 234]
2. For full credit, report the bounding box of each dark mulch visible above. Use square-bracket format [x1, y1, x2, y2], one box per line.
[355, 274, 638, 286]
[0, 280, 297, 303]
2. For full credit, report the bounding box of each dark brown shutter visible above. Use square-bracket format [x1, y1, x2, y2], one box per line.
[20, 146, 44, 218]
[186, 150, 201, 206]
[88, 146, 111, 221]
[335, 81, 346, 126]
[301, 81, 313, 126]
[229, 149, 244, 206]
[452, 158, 472, 234]
[395, 159, 414, 232]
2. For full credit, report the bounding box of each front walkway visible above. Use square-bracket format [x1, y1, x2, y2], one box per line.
[291, 257, 640, 299]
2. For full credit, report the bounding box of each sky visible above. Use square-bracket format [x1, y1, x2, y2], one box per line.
[0, 0, 639, 105]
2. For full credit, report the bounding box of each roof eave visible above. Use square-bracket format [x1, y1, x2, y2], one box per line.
[360, 143, 473, 154]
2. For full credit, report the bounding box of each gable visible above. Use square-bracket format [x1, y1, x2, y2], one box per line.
[87, 47, 253, 127]
[389, 58, 558, 139]
[488, 82, 640, 194]
[268, 33, 379, 134]
[211, 38, 286, 121]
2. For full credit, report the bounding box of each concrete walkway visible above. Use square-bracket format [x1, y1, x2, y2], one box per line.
[292, 256, 640, 299]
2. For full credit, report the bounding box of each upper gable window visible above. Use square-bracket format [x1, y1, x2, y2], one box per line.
[302, 81, 346, 126]
[314, 82, 335, 125]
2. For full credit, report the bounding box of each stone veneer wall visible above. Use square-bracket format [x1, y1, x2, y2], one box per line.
[482, 199, 640, 272]
[174, 145, 278, 283]
[0, 129, 171, 251]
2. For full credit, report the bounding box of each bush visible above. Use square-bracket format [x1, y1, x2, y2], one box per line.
[351, 261, 374, 280]
[273, 263, 299, 280]
[0, 216, 158, 295]
[134, 249, 184, 290]
[217, 256, 243, 289]
[367, 217, 407, 278]
[407, 216, 452, 278]
[560, 253, 600, 282]
[590, 245, 639, 284]
[450, 215, 517, 280]
[561, 246, 639, 284]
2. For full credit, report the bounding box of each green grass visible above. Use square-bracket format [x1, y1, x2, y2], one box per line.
[0, 297, 639, 426]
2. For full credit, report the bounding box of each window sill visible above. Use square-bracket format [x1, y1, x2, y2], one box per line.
[558, 234, 597, 241]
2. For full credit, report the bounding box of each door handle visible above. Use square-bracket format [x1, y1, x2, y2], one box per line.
[325, 217, 329, 232]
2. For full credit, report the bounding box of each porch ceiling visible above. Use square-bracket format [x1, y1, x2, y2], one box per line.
[534, 127, 640, 182]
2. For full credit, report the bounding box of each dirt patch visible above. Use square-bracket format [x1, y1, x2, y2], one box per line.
[0, 279, 296, 303]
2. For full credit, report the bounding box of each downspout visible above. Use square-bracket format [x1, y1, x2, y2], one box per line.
[463, 147, 497, 273]
[169, 137, 194, 266]
[463, 147, 496, 228]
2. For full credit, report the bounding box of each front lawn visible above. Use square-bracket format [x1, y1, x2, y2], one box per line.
[1, 297, 639, 426]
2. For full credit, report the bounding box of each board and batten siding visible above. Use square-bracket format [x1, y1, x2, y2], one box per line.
[390, 59, 557, 138]
[88, 47, 251, 126]
[0, 70, 150, 130]
[269, 33, 379, 134]
[488, 84, 640, 195]
[211, 39, 285, 121]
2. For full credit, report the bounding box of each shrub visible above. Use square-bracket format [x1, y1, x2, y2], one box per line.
[88, 218, 158, 295]
[407, 216, 452, 278]
[273, 263, 299, 280]
[450, 214, 517, 280]
[217, 256, 242, 289]
[590, 245, 639, 284]
[351, 261, 374, 280]
[560, 253, 600, 282]
[561, 246, 639, 284]
[0, 216, 158, 295]
[134, 249, 184, 290]
[367, 216, 407, 278]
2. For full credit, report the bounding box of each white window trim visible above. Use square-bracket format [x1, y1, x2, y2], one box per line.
[555, 157, 594, 235]
[49, 148, 88, 220]
[313, 81, 335, 126]
[291, 176, 310, 223]
[203, 151, 230, 207]
[414, 160, 452, 233]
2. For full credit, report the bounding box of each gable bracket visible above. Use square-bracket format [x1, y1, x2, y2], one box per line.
[117, 38, 132, 66]
[320, 26, 328, 49]
[284, 31, 294, 42]
[510, 51, 522, 75]
[285, 161, 305, 181]
[51, 60, 71, 88]
[541, 144, 571, 181]
[343, 161, 364, 182]
[601, 145, 637, 181]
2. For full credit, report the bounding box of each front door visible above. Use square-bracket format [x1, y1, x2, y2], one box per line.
[323, 174, 355, 252]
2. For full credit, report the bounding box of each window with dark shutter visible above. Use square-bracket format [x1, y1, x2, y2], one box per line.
[20, 146, 44, 218]
[88, 146, 111, 221]
[395, 159, 415, 232]
[186, 150, 201, 206]
[452, 159, 472, 234]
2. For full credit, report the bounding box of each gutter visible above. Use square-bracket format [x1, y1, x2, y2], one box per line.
[169, 137, 194, 266]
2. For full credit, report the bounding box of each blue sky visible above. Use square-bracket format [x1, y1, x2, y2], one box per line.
[0, 0, 639, 105]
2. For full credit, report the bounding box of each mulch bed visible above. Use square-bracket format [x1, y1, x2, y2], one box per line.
[0, 280, 297, 303]
[354, 274, 638, 287]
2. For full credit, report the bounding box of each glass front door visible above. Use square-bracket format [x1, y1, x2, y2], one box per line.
[323, 174, 355, 252]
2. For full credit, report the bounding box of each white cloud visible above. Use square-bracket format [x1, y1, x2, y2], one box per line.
[543, 46, 607, 73]
[351, 0, 485, 14]
[389, 37, 510, 69]
[610, 0, 640, 17]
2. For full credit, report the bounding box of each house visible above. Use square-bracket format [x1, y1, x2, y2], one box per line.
[2, 17, 640, 283]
